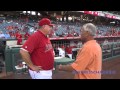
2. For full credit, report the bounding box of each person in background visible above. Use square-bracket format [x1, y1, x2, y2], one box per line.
[4, 32, 11, 39]
[24, 32, 30, 39]
[65, 44, 72, 59]
[58, 45, 65, 57]
[103, 39, 109, 45]
[17, 35, 22, 45]
[52, 44, 59, 57]
[0, 31, 5, 38]
[58, 23, 102, 79]
[15, 31, 22, 45]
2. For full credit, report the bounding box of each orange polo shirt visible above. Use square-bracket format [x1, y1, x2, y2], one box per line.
[71, 40, 102, 79]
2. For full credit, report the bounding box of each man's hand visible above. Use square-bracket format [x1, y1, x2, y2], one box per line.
[58, 64, 74, 72]
[58, 64, 63, 71]
[30, 65, 43, 72]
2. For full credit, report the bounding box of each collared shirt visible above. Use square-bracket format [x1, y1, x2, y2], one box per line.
[71, 40, 102, 79]
[21, 30, 54, 70]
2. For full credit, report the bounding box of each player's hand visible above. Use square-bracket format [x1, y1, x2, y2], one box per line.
[58, 64, 63, 71]
[31, 65, 43, 72]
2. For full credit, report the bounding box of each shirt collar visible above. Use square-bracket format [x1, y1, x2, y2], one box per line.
[38, 30, 48, 38]
[84, 40, 96, 45]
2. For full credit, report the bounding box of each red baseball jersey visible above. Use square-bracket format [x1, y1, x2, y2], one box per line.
[21, 31, 54, 70]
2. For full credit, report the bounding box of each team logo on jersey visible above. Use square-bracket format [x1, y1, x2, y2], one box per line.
[45, 44, 52, 52]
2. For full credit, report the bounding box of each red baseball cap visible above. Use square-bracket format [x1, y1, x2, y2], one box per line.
[39, 18, 54, 27]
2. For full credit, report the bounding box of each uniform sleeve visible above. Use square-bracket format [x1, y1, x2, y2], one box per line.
[21, 35, 40, 54]
[71, 46, 93, 72]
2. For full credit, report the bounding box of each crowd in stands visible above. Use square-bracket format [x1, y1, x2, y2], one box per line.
[1, 18, 120, 41]
[52, 22, 120, 38]
[1, 18, 120, 60]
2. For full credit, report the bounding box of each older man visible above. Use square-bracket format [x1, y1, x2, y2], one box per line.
[58, 23, 102, 79]
[20, 18, 54, 79]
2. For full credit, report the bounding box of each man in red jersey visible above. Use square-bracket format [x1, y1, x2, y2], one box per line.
[20, 18, 54, 79]
[17, 35, 22, 45]
[24, 32, 30, 39]
[15, 31, 22, 45]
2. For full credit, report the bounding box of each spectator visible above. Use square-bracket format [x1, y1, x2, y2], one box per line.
[0, 31, 5, 38]
[24, 32, 30, 39]
[4, 32, 11, 39]
[65, 44, 72, 59]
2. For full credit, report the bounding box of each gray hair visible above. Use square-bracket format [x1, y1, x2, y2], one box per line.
[81, 23, 97, 36]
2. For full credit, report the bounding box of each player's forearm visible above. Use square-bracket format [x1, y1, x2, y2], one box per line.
[20, 49, 34, 68]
